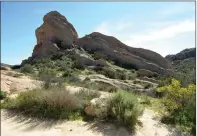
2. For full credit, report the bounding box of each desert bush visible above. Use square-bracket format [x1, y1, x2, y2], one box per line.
[158, 78, 196, 134]
[143, 83, 153, 89]
[108, 90, 144, 131]
[38, 68, 62, 89]
[84, 77, 91, 81]
[105, 86, 118, 93]
[62, 68, 73, 78]
[97, 67, 116, 79]
[0, 91, 7, 100]
[35, 58, 55, 69]
[20, 64, 34, 74]
[139, 95, 151, 105]
[2, 87, 84, 120]
[65, 75, 81, 83]
[92, 52, 105, 60]
[75, 89, 101, 102]
[72, 60, 85, 70]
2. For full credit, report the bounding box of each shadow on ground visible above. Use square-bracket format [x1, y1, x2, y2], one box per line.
[2, 109, 65, 131]
[2, 109, 133, 136]
[82, 121, 132, 136]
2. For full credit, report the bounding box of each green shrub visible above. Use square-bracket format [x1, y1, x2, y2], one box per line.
[75, 89, 101, 102]
[108, 90, 143, 131]
[20, 64, 34, 74]
[38, 68, 61, 89]
[0, 91, 7, 100]
[158, 79, 196, 134]
[2, 87, 84, 120]
[35, 58, 56, 69]
[72, 61, 85, 70]
[84, 77, 91, 81]
[143, 83, 152, 89]
[96, 67, 116, 79]
[62, 69, 73, 78]
[105, 86, 118, 93]
[92, 52, 105, 60]
[65, 75, 81, 83]
[139, 96, 151, 105]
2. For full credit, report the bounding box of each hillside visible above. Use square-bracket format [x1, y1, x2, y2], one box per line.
[165, 48, 196, 86]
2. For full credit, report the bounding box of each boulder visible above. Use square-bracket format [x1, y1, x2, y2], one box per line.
[85, 95, 109, 118]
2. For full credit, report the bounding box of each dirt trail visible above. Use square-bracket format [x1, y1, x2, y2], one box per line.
[1, 108, 187, 136]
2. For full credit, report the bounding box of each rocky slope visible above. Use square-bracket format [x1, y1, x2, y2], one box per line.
[166, 48, 196, 61]
[165, 48, 196, 86]
[21, 11, 172, 75]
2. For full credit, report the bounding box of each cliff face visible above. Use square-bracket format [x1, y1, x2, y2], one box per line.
[21, 11, 172, 75]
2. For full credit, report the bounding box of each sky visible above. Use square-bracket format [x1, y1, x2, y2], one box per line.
[1, 2, 195, 65]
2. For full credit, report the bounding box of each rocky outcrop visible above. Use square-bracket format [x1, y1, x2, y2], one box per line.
[21, 11, 78, 65]
[75, 32, 172, 74]
[165, 48, 196, 61]
[21, 11, 172, 75]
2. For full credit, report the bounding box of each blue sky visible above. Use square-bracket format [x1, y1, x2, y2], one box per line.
[1, 2, 195, 65]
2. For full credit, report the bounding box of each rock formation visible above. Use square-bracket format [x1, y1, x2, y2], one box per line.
[22, 11, 78, 64]
[21, 11, 173, 75]
[165, 48, 196, 61]
[75, 32, 172, 74]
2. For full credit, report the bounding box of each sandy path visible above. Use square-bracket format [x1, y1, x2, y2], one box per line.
[1, 108, 188, 136]
[1, 110, 130, 136]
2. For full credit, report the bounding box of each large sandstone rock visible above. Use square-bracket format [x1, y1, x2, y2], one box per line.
[85, 95, 109, 118]
[21, 11, 78, 65]
[75, 32, 173, 75]
[36, 11, 78, 46]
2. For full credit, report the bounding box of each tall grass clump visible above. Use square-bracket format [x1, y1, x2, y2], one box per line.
[2, 87, 84, 120]
[108, 90, 144, 132]
[20, 64, 34, 74]
[75, 89, 101, 102]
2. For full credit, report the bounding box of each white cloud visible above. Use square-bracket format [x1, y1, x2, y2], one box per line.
[124, 20, 195, 45]
[94, 19, 195, 56]
[95, 20, 132, 36]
